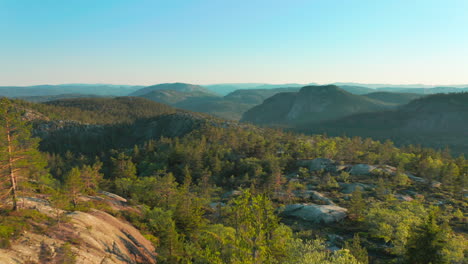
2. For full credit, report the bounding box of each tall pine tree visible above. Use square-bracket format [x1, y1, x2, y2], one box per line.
[0, 98, 46, 210]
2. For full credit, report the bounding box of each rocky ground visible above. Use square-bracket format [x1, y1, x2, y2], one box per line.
[0, 194, 157, 264]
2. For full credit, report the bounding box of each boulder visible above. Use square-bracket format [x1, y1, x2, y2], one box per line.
[280, 203, 347, 224]
[407, 174, 442, 188]
[297, 158, 335, 172]
[294, 190, 335, 205]
[339, 182, 374, 194]
[349, 164, 378, 175]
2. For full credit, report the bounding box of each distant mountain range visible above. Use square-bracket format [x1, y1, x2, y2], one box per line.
[0, 84, 143, 97]
[133, 85, 302, 120]
[3, 82, 468, 123]
[203, 83, 315, 95]
[129, 83, 216, 96]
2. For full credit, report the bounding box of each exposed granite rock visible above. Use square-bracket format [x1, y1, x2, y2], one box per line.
[339, 182, 375, 194]
[293, 190, 335, 205]
[349, 164, 378, 175]
[297, 158, 335, 172]
[0, 196, 157, 264]
[280, 203, 347, 224]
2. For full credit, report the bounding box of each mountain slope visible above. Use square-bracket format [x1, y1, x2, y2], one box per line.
[338, 85, 375, 95]
[203, 83, 309, 95]
[39, 97, 176, 124]
[241, 85, 388, 125]
[363, 92, 424, 105]
[224, 87, 300, 104]
[135, 87, 301, 120]
[298, 92, 468, 153]
[130, 82, 216, 96]
[136, 89, 219, 105]
[16, 93, 108, 103]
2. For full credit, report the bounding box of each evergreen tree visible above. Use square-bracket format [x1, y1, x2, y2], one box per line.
[0, 98, 47, 210]
[349, 188, 366, 221]
[344, 234, 368, 264]
[79, 162, 103, 195]
[64, 167, 84, 207]
[110, 152, 137, 180]
[405, 209, 450, 264]
[227, 190, 293, 263]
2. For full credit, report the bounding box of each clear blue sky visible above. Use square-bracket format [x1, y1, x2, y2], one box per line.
[1, 0, 467, 86]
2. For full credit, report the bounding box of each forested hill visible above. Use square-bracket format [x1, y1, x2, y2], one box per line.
[15, 96, 177, 124]
[10, 96, 241, 154]
[298, 92, 468, 154]
[0, 97, 466, 263]
[241, 85, 388, 125]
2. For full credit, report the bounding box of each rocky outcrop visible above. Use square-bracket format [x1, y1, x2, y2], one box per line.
[293, 190, 335, 205]
[280, 204, 347, 224]
[407, 173, 442, 188]
[297, 158, 335, 172]
[339, 183, 375, 194]
[349, 164, 378, 175]
[0, 197, 157, 264]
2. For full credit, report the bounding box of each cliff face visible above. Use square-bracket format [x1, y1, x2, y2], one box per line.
[0, 196, 157, 264]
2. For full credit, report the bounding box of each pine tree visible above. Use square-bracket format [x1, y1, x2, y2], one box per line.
[349, 188, 366, 221]
[405, 209, 447, 264]
[344, 234, 368, 264]
[110, 152, 137, 180]
[80, 162, 103, 195]
[64, 167, 84, 207]
[0, 98, 46, 210]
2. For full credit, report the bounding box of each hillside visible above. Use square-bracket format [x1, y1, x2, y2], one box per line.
[34, 97, 177, 124]
[338, 85, 375, 95]
[224, 87, 300, 104]
[363, 92, 423, 105]
[136, 87, 301, 120]
[16, 93, 108, 103]
[203, 83, 308, 95]
[298, 92, 468, 153]
[136, 89, 219, 105]
[241, 85, 388, 125]
[130, 82, 216, 96]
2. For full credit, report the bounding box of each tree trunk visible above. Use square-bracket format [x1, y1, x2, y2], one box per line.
[5, 118, 18, 211]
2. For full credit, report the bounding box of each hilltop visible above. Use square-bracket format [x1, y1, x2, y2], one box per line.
[241, 85, 388, 125]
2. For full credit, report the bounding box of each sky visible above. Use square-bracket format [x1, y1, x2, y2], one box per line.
[1, 0, 468, 86]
